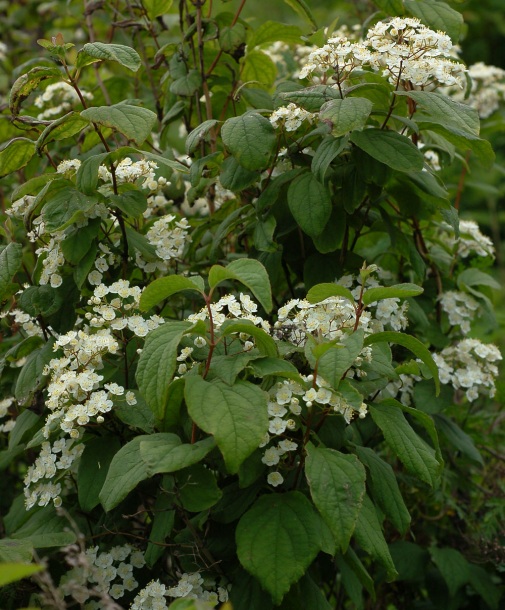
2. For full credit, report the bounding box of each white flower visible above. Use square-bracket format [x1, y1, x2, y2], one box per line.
[267, 471, 284, 487]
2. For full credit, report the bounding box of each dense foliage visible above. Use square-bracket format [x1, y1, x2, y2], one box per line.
[1, 0, 504, 608]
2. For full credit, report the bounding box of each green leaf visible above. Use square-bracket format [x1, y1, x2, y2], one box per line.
[177, 464, 222, 512]
[354, 495, 398, 581]
[434, 414, 483, 465]
[457, 268, 500, 290]
[114, 391, 155, 433]
[76, 152, 109, 194]
[185, 119, 219, 154]
[354, 446, 411, 534]
[15, 339, 55, 403]
[61, 220, 100, 264]
[77, 42, 141, 71]
[208, 352, 258, 385]
[221, 113, 276, 171]
[249, 21, 303, 48]
[336, 547, 375, 601]
[220, 156, 260, 191]
[306, 282, 355, 305]
[139, 276, 204, 311]
[468, 564, 502, 610]
[9, 66, 62, 115]
[369, 402, 441, 487]
[312, 136, 348, 182]
[396, 91, 479, 138]
[140, 436, 216, 475]
[99, 435, 174, 511]
[373, 0, 404, 13]
[35, 112, 89, 153]
[8, 410, 40, 451]
[0, 563, 43, 587]
[364, 331, 440, 395]
[362, 283, 423, 305]
[220, 24, 247, 53]
[430, 547, 470, 597]
[287, 172, 332, 237]
[145, 495, 174, 567]
[249, 357, 300, 380]
[236, 492, 324, 604]
[404, 0, 463, 43]
[350, 129, 424, 173]
[318, 330, 364, 389]
[0, 138, 36, 178]
[220, 320, 278, 358]
[305, 446, 366, 552]
[241, 51, 277, 89]
[282, 0, 317, 29]
[170, 70, 203, 97]
[80, 103, 157, 146]
[109, 190, 148, 217]
[209, 258, 273, 312]
[424, 124, 495, 167]
[0, 243, 22, 300]
[136, 321, 193, 418]
[144, 0, 173, 19]
[77, 436, 121, 512]
[0, 539, 33, 563]
[41, 189, 98, 232]
[185, 377, 268, 473]
[11, 506, 76, 548]
[319, 98, 373, 137]
[280, 85, 341, 113]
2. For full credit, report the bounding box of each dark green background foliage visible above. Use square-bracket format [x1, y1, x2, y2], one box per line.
[0, 0, 504, 609]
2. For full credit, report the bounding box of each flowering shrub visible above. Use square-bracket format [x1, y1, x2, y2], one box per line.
[0, 1, 504, 609]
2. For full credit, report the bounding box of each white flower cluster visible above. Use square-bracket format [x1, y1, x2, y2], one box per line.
[34, 82, 94, 120]
[188, 293, 270, 336]
[433, 338, 502, 401]
[85, 280, 164, 337]
[439, 291, 479, 334]
[455, 62, 505, 118]
[6, 194, 36, 218]
[23, 438, 83, 509]
[87, 242, 121, 286]
[36, 233, 65, 288]
[60, 544, 145, 606]
[435, 220, 495, 259]
[5, 309, 44, 337]
[0, 397, 16, 434]
[274, 271, 409, 347]
[130, 574, 229, 610]
[299, 17, 465, 89]
[382, 372, 420, 406]
[136, 214, 191, 273]
[269, 103, 316, 131]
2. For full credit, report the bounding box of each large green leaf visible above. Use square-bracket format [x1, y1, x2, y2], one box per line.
[0, 138, 36, 178]
[99, 434, 179, 511]
[424, 124, 495, 167]
[396, 91, 479, 138]
[221, 113, 276, 171]
[139, 275, 204, 311]
[287, 172, 332, 237]
[355, 446, 411, 534]
[430, 547, 470, 597]
[404, 0, 463, 43]
[305, 446, 366, 551]
[176, 464, 222, 512]
[241, 51, 277, 89]
[185, 119, 219, 154]
[236, 492, 324, 604]
[318, 330, 364, 389]
[15, 339, 55, 403]
[140, 436, 216, 475]
[80, 103, 157, 145]
[369, 402, 441, 486]
[434, 414, 483, 465]
[0, 562, 43, 587]
[282, 0, 317, 29]
[77, 436, 121, 512]
[76, 42, 141, 71]
[36, 112, 89, 153]
[208, 258, 273, 312]
[0, 243, 22, 300]
[364, 331, 440, 395]
[362, 283, 423, 305]
[353, 495, 398, 580]
[136, 321, 193, 418]
[185, 377, 268, 473]
[144, 0, 173, 19]
[11, 506, 76, 548]
[220, 321, 278, 358]
[41, 189, 98, 232]
[249, 21, 303, 48]
[319, 98, 373, 137]
[9, 66, 62, 115]
[350, 129, 424, 172]
[312, 136, 348, 182]
[306, 282, 355, 305]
